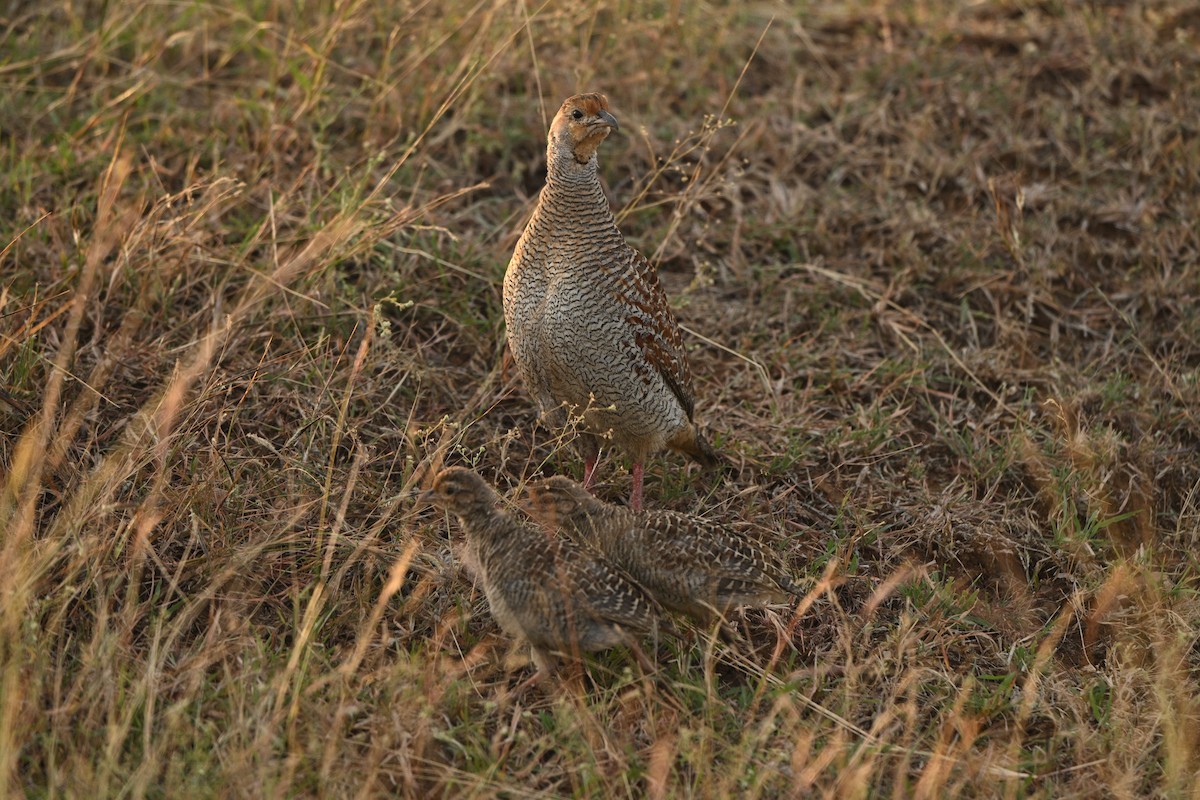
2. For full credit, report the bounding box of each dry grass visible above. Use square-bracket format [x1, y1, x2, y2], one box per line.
[3, 0, 1200, 796]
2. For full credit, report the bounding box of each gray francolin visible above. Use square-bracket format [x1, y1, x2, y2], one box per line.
[523, 476, 803, 623]
[422, 467, 658, 684]
[503, 93, 719, 511]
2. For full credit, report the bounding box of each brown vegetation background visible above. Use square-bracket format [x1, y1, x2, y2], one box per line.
[2, 0, 1199, 796]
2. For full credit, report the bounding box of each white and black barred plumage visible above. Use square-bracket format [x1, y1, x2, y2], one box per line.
[524, 475, 802, 622]
[503, 93, 718, 510]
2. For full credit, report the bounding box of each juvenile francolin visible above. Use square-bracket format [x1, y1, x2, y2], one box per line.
[523, 476, 803, 623]
[423, 467, 658, 684]
[503, 93, 718, 511]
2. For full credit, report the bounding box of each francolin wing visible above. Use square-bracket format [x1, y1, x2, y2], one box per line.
[524, 476, 802, 623]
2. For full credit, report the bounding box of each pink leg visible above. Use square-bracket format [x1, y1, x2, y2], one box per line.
[582, 455, 598, 490]
[630, 462, 644, 512]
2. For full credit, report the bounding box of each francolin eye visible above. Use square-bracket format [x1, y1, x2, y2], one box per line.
[571, 109, 583, 120]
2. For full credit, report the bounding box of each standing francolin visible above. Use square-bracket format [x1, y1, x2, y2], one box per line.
[503, 93, 718, 511]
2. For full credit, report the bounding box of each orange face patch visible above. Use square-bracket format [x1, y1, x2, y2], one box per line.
[564, 93, 609, 117]
[554, 92, 615, 163]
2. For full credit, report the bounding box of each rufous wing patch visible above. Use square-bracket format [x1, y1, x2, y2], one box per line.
[606, 250, 697, 419]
